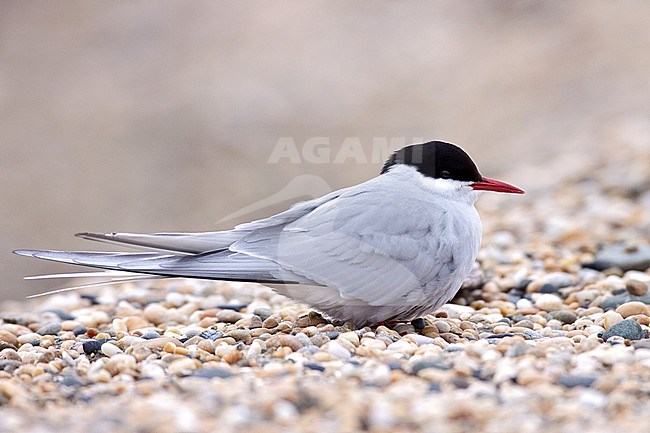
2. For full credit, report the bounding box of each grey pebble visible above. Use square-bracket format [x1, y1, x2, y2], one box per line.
[600, 319, 646, 341]
[557, 374, 597, 388]
[547, 310, 578, 324]
[198, 330, 223, 341]
[411, 318, 426, 330]
[45, 309, 75, 321]
[82, 339, 111, 355]
[539, 284, 560, 294]
[521, 330, 542, 340]
[253, 308, 273, 321]
[193, 368, 234, 379]
[484, 333, 515, 341]
[216, 304, 246, 311]
[0, 360, 22, 373]
[505, 343, 528, 358]
[601, 293, 650, 310]
[60, 374, 85, 387]
[295, 333, 312, 347]
[73, 326, 88, 336]
[141, 331, 161, 340]
[309, 334, 329, 347]
[304, 363, 325, 372]
[411, 359, 450, 374]
[36, 322, 62, 336]
[586, 244, 650, 272]
[324, 331, 339, 340]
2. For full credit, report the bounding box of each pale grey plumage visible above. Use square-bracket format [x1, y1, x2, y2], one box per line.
[15, 165, 482, 326]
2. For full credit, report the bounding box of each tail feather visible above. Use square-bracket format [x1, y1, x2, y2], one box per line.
[25, 270, 137, 280]
[13, 249, 308, 285]
[26, 275, 166, 298]
[75, 231, 242, 254]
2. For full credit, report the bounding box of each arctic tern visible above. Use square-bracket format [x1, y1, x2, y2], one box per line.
[15, 141, 524, 326]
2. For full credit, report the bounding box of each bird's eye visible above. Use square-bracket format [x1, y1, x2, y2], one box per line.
[440, 170, 451, 179]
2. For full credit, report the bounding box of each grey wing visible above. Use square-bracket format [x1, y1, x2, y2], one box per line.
[76, 188, 349, 253]
[232, 189, 456, 306]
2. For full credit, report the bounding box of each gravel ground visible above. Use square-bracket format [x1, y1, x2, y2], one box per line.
[1, 128, 649, 433]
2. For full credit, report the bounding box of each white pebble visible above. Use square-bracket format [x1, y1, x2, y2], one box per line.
[141, 362, 166, 379]
[535, 294, 563, 311]
[326, 341, 352, 359]
[100, 342, 123, 357]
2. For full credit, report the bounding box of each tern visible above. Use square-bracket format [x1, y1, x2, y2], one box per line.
[15, 141, 524, 326]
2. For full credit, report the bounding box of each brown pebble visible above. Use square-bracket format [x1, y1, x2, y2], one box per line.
[226, 329, 251, 343]
[163, 342, 177, 353]
[626, 280, 649, 296]
[197, 318, 219, 328]
[262, 316, 280, 329]
[222, 350, 242, 364]
[0, 330, 19, 347]
[124, 316, 152, 331]
[216, 310, 243, 324]
[265, 334, 303, 352]
[579, 307, 604, 317]
[616, 302, 649, 318]
[235, 316, 263, 329]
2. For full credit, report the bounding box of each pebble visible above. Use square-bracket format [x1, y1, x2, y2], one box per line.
[167, 358, 199, 376]
[60, 374, 85, 387]
[615, 301, 649, 318]
[535, 294, 564, 311]
[100, 342, 123, 357]
[541, 272, 578, 288]
[104, 354, 137, 375]
[547, 310, 578, 324]
[36, 322, 62, 336]
[124, 316, 151, 331]
[253, 307, 273, 321]
[143, 304, 171, 324]
[325, 341, 352, 359]
[338, 331, 360, 347]
[557, 374, 597, 388]
[599, 311, 624, 329]
[0, 331, 19, 347]
[587, 244, 650, 271]
[138, 362, 165, 379]
[600, 319, 646, 341]
[193, 368, 234, 379]
[626, 279, 649, 296]
[266, 334, 303, 352]
[198, 329, 224, 341]
[216, 310, 243, 323]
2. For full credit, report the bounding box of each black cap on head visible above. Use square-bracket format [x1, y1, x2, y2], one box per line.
[381, 141, 483, 182]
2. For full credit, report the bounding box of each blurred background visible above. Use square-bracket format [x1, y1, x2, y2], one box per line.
[1, 0, 649, 300]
